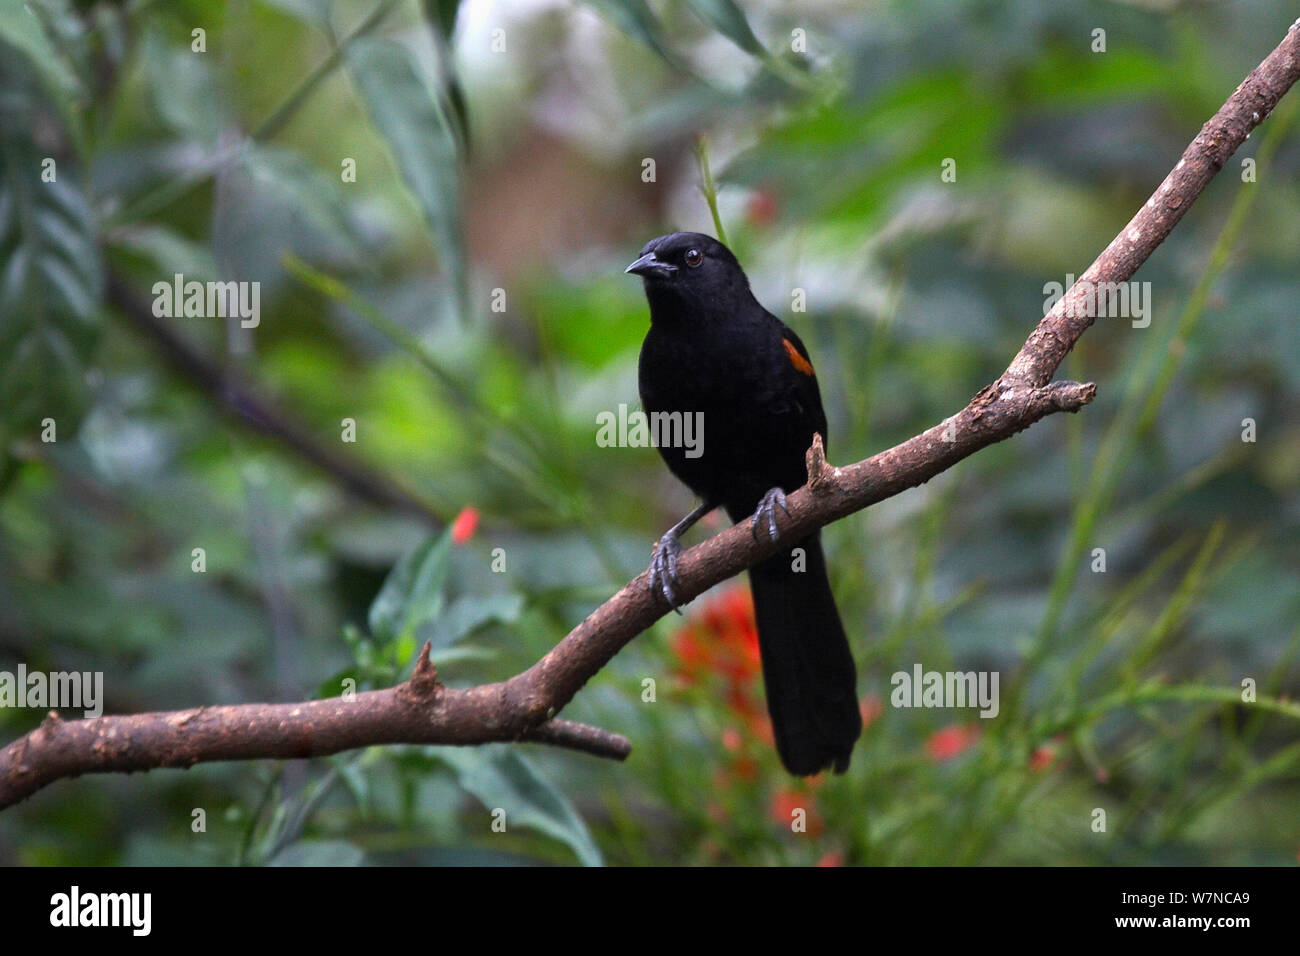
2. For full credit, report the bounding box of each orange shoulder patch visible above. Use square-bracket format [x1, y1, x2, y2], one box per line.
[783, 338, 815, 377]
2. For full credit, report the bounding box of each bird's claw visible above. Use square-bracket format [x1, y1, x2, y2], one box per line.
[649, 530, 685, 614]
[751, 487, 790, 543]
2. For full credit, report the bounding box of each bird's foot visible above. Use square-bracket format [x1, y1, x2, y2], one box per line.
[649, 529, 686, 614]
[751, 487, 790, 542]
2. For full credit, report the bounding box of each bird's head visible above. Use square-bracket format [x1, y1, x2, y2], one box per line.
[625, 232, 750, 316]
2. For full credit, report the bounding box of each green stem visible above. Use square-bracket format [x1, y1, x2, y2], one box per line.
[694, 135, 729, 246]
[1008, 98, 1298, 711]
[108, 0, 401, 227]
[1037, 683, 1300, 739]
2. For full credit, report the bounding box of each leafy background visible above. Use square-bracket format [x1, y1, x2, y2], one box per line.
[1, 0, 1297, 865]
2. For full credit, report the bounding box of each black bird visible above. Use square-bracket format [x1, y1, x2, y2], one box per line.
[627, 231, 862, 776]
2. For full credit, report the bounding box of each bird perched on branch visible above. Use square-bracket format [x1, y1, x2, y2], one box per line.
[627, 231, 862, 776]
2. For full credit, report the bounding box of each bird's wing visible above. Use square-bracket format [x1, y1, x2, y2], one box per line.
[776, 322, 830, 451]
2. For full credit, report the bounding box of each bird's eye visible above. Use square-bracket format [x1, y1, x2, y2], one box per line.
[684, 248, 703, 268]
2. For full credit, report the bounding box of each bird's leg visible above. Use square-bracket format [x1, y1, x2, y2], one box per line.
[751, 487, 790, 543]
[649, 500, 715, 613]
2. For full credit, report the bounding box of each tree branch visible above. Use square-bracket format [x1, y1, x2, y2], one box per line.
[0, 645, 629, 807]
[4, 22, 1298, 809]
[1005, 19, 1300, 387]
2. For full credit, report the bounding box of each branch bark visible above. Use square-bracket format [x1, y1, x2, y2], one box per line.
[4, 22, 1298, 810]
[0, 646, 630, 808]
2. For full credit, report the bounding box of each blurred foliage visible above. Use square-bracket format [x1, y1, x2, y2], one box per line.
[1, 0, 1298, 866]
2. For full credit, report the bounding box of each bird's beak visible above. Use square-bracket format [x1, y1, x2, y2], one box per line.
[625, 252, 677, 278]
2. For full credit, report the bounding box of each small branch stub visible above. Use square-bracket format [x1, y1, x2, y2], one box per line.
[805, 433, 840, 496]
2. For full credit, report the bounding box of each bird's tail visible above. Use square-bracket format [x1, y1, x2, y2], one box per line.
[748, 532, 861, 775]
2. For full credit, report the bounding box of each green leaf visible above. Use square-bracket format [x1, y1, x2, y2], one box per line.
[267, 840, 367, 866]
[141, 30, 230, 143]
[316, 667, 358, 700]
[204, 145, 361, 293]
[239, 146, 360, 254]
[419, 592, 525, 649]
[0, 42, 101, 464]
[684, 0, 766, 56]
[110, 224, 218, 282]
[346, 36, 466, 320]
[418, 0, 471, 152]
[334, 759, 372, 813]
[580, 0, 678, 66]
[422, 0, 462, 38]
[367, 529, 453, 643]
[423, 644, 496, 665]
[437, 747, 602, 866]
[0, 0, 78, 107]
[259, 0, 334, 28]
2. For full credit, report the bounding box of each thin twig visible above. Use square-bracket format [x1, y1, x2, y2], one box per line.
[105, 272, 446, 527]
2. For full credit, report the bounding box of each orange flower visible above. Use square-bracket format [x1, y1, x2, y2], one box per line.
[769, 788, 822, 837]
[698, 589, 761, 679]
[730, 754, 760, 782]
[671, 586, 782, 760]
[860, 695, 883, 728]
[671, 628, 712, 679]
[1029, 742, 1061, 773]
[719, 726, 761, 781]
[925, 723, 980, 761]
[672, 587, 760, 687]
[745, 710, 775, 746]
[450, 506, 479, 545]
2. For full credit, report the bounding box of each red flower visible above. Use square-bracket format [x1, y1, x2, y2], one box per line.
[672, 628, 711, 677]
[1029, 741, 1061, 773]
[746, 189, 779, 228]
[860, 695, 883, 728]
[816, 850, 846, 867]
[769, 788, 822, 837]
[672, 586, 784, 767]
[925, 723, 980, 761]
[672, 587, 760, 693]
[450, 506, 479, 545]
